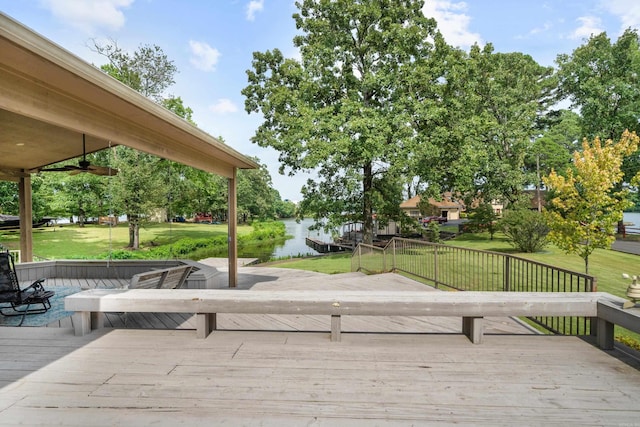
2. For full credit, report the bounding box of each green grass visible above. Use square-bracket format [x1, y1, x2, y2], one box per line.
[0, 222, 254, 260]
[264, 253, 353, 274]
[447, 232, 635, 298]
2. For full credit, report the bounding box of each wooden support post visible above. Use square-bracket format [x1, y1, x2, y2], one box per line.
[228, 169, 238, 288]
[73, 312, 91, 336]
[91, 312, 104, 330]
[596, 318, 615, 350]
[18, 173, 33, 263]
[331, 315, 341, 342]
[196, 313, 217, 339]
[462, 316, 484, 344]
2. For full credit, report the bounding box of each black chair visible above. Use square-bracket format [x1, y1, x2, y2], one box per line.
[0, 251, 54, 322]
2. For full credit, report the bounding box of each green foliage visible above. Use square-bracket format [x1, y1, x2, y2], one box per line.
[425, 221, 441, 243]
[466, 203, 499, 240]
[237, 160, 279, 221]
[0, 182, 19, 215]
[92, 221, 286, 260]
[462, 46, 556, 204]
[243, 0, 446, 244]
[94, 39, 177, 101]
[556, 29, 640, 141]
[556, 29, 640, 186]
[544, 131, 639, 273]
[500, 208, 549, 253]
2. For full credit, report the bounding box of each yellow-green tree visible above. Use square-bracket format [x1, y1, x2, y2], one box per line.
[543, 131, 640, 273]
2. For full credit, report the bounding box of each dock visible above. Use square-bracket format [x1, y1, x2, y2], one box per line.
[305, 237, 349, 253]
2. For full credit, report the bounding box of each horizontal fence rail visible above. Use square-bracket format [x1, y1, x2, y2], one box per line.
[352, 237, 596, 336]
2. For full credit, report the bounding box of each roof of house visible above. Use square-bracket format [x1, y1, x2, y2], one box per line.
[400, 194, 464, 210]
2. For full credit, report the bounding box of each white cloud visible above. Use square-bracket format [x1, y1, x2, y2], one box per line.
[40, 0, 133, 34]
[569, 16, 604, 40]
[189, 40, 221, 72]
[422, 0, 482, 49]
[600, 0, 640, 33]
[246, 0, 264, 22]
[210, 99, 239, 114]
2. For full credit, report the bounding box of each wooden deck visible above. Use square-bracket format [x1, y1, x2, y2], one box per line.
[1, 328, 639, 425]
[1, 268, 639, 424]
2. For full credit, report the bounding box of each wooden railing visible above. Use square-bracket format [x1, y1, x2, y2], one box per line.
[351, 237, 597, 335]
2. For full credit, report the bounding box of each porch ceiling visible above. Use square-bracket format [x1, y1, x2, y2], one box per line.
[0, 13, 258, 182]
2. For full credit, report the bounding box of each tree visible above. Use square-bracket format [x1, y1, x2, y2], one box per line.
[500, 208, 549, 253]
[112, 148, 164, 249]
[556, 29, 640, 141]
[94, 40, 178, 249]
[543, 131, 640, 273]
[556, 29, 640, 186]
[243, 0, 448, 244]
[93, 39, 177, 102]
[526, 110, 581, 210]
[237, 161, 278, 222]
[464, 46, 555, 206]
[466, 203, 499, 240]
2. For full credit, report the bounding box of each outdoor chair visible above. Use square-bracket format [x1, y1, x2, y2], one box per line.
[0, 251, 54, 322]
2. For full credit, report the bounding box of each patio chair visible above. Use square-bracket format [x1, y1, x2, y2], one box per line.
[0, 251, 54, 321]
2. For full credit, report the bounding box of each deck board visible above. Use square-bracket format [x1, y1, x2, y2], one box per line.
[4, 269, 637, 424]
[0, 328, 638, 425]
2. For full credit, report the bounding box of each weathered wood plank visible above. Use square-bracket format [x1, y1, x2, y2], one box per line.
[65, 290, 602, 317]
[0, 329, 638, 425]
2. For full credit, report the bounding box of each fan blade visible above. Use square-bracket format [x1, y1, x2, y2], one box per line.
[87, 165, 119, 176]
[40, 165, 82, 172]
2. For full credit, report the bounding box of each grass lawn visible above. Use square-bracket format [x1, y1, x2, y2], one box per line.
[448, 232, 635, 298]
[264, 253, 353, 274]
[0, 222, 254, 259]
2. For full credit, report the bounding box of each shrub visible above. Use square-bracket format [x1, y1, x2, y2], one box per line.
[425, 221, 441, 243]
[500, 209, 549, 253]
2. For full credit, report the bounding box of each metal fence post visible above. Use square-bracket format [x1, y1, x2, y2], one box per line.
[434, 245, 438, 288]
[392, 238, 397, 272]
[504, 256, 511, 292]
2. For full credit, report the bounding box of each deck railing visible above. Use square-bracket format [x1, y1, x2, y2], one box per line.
[351, 237, 597, 335]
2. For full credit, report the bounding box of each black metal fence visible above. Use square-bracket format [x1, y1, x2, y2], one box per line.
[351, 237, 597, 335]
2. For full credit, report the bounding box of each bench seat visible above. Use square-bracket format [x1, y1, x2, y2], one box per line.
[65, 290, 603, 343]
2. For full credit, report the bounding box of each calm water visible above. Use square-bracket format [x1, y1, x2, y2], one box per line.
[237, 218, 335, 261]
[271, 218, 334, 258]
[624, 212, 640, 226]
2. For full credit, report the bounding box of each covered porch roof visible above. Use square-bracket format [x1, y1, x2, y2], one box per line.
[0, 12, 258, 180]
[0, 13, 258, 286]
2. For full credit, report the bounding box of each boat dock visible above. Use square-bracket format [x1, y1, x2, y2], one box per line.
[305, 237, 349, 253]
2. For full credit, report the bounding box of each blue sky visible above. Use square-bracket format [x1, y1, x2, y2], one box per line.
[2, 1, 640, 201]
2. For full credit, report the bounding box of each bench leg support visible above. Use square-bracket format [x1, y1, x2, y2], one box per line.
[196, 313, 217, 339]
[331, 315, 341, 342]
[596, 318, 615, 350]
[72, 312, 91, 336]
[91, 312, 104, 331]
[462, 316, 484, 344]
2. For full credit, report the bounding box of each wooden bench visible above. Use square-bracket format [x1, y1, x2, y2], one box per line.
[596, 295, 640, 349]
[128, 265, 192, 289]
[64, 290, 602, 343]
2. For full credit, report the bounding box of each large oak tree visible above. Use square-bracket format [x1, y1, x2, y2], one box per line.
[243, 0, 451, 243]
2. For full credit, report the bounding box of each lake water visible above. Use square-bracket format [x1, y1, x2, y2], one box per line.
[237, 218, 335, 261]
[271, 218, 334, 258]
[624, 212, 640, 226]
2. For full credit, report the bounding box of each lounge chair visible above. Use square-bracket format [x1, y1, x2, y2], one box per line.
[0, 251, 54, 322]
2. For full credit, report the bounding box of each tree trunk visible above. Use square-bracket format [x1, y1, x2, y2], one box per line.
[128, 214, 140, 249]
[363, 162, 374, 245]
[584, 255, 589, 275]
